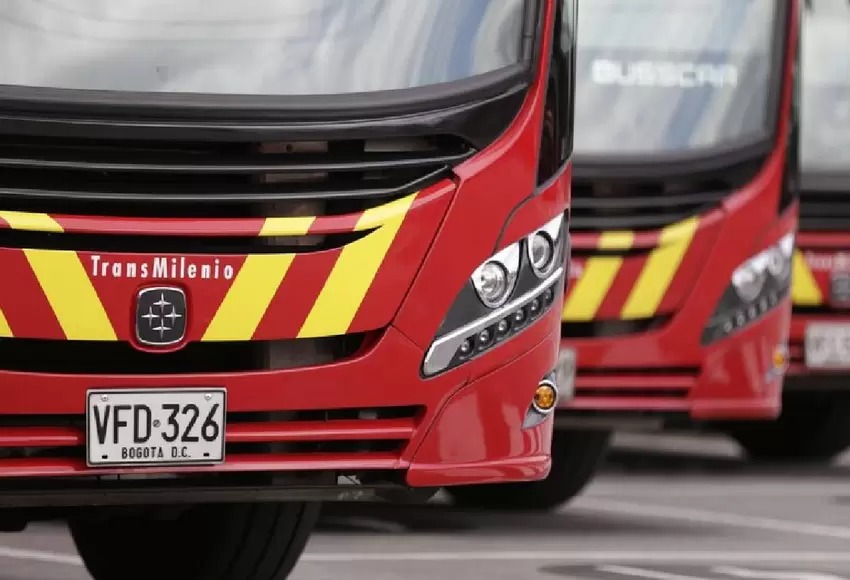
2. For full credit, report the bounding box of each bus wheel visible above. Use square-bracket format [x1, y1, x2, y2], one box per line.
[729, 394, 850, 463]
[445, 429, 612, 511]
[69, 502, 320, 580]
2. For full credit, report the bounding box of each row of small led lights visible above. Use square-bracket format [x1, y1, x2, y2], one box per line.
[456, 285, 558, 361]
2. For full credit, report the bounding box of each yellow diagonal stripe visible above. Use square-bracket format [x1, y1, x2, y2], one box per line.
[621, 217, 699, 320]
[0, 211, 63, 232]
[24, 250, 116, 340]
[202, 254, 298, 341]
[298, 194, 417, 338]
[0, 308, 11, 338]
[562, 231, 635, 322]
[258, 216, 316, 238]
[204, 218, 312, 341]
[353, 193, 419, 232]
[792, 250, 823, 306]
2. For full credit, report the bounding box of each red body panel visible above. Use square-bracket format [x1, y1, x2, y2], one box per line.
[0, 1, 568, 488]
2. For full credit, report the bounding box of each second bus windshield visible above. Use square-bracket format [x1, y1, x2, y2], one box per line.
[802, 0, 850, 174]
[574, 0, 778, 158]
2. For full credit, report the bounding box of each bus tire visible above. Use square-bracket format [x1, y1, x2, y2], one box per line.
[729, 394, 850, 463]
[69, 502, 320, 580]
[445, 429, 611, 511]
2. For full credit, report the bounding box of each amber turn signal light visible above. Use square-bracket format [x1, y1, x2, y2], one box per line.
[532, 380, 559, 415]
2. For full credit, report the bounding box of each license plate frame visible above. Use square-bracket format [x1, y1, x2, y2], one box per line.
[86, 388, 227, 468]
[804, 323, 850, 370]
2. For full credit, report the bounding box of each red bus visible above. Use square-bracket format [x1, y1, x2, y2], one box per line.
[450, 0, 800, 511]
[731, 0, 850, 462]
[0, 1, 574, 577]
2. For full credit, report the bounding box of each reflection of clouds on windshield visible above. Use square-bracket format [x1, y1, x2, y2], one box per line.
[0, 0, 524, 95]
[574, 0, 774, 155]
[801, 0, 850, 171]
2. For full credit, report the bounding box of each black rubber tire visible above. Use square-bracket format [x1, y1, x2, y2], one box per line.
[69, 502, 320, 580]
[445, 428, 612, 512]
[728, 393, 850, 463]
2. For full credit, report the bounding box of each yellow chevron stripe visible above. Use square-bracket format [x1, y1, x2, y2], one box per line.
[353, 193, 419, 232]
[298, 194, 417, 338]
[562, 231, 635, 322]
[205, 217, 314, 340]
[258, 216, 316, 238]
[202, 254, 298, 341]
[792, 250, 823, 306]
[0, 308, 11, 338]
[0, 211, 63, 233]
[621, 217, 699, 320]
[24, 250, 116, 340]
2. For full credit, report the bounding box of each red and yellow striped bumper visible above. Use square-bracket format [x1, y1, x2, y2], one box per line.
[0, 188, 448, 343]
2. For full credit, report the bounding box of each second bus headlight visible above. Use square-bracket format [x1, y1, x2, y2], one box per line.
[702, 232, 794, 345]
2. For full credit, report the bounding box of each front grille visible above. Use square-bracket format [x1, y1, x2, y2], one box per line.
[571, 158, 764, 232]
[799, 189, 850, 231]
[0, 132, 475, 218]
[0, 335, 370, 374]
[564, 367, 699, 413]
[0, 405, 423, 476]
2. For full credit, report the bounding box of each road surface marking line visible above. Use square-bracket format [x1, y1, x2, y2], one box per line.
[0, 546, 82, 566]
[599, 565, 710, 580]
[298, 552, 850, 563]
[574, 498, 850, 540]
[5, 546, 850, 566]
[713, 566, 847, 580]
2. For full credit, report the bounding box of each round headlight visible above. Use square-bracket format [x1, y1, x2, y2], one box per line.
[766, 247, 791, 281]
[473, 261, 511, 307]
[731, 265, 767, 303]
[529, 232, 556, 277]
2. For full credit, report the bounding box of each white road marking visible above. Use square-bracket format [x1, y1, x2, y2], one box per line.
[713, 566, 847, 580]
[0, 546, 82, 566]
[574, 498, 850, 540]
[299, 552, 850, 564]
[598, 565, 710, 580]
[586, 481, 850, 498]
[2, 546, 850, 566]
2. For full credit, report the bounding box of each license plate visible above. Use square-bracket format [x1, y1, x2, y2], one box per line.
[805, 324, 850, 369]
[86, 388, 226, 467]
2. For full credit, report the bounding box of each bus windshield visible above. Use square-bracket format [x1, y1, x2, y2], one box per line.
[574, 0, 778, 158]
[801, 0, 850, 174]
[0, 0, 526, 97]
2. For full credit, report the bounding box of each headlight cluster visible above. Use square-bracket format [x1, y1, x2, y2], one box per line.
[701, 233, 794, 345]
[422, 214, 567, 377]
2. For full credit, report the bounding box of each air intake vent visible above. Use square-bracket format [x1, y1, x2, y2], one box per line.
[0, 132, 475, 218]
[799, 189, 850, 231]
[571, 157, 764, 232]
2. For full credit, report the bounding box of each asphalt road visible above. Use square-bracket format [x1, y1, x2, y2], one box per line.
[0, 433, 849, 580]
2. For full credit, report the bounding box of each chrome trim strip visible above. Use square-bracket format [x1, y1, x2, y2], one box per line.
[422, 267, 564, 376]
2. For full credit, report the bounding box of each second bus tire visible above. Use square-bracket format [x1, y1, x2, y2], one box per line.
[445, 429, 612, 511]
[728, 393, 850, 463]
